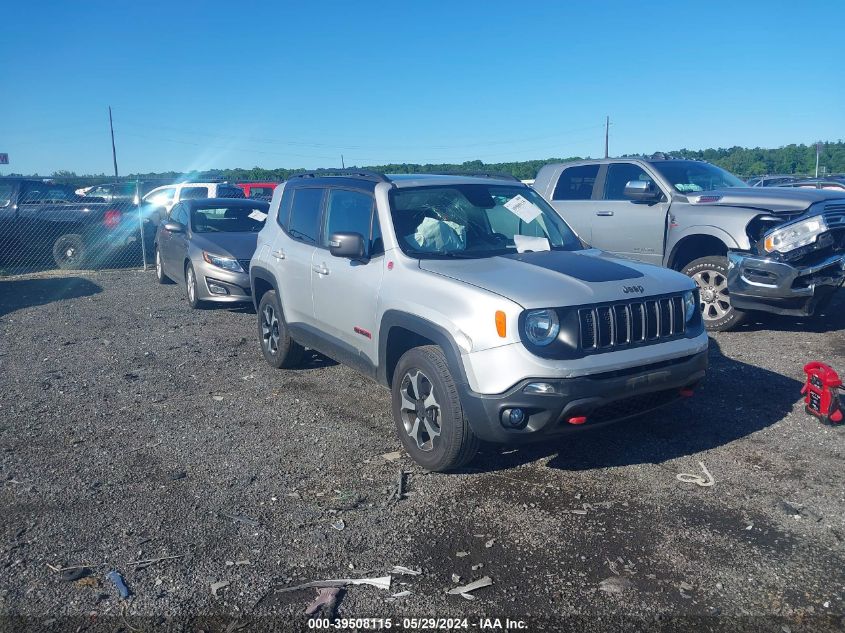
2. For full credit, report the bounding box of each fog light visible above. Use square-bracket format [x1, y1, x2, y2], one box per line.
[207, 281, 228, 295]
[524, 382, 556, 394]
[501, 408, 526, 428]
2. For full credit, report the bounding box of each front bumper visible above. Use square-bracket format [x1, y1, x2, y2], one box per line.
[194, 260, 252, 303]
[458, 349, 708, 444]
[727, 250, 845, 316]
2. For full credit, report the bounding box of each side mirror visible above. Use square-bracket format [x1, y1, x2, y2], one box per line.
[624, 180, 661, 202]
[162, 221, 184, 233]
[329, 232, 367, 260]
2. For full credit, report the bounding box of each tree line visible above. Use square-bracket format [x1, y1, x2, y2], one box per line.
[11, 141, 845, 186]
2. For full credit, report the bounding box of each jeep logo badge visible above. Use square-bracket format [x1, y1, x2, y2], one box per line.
[622, 285, 645, 294]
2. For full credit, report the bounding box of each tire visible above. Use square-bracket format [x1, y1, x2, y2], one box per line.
[52, 233, 86, 270]
[155, 246, 172, 284]
[185, 262, 204, 309]
[391, 345, 479, 472]
[257, 290, 305, 369]
[682, 256, 747, 332]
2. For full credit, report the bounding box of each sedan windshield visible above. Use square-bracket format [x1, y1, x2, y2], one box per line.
[389, 184, 583, 259]
[652, 161, 747, 193]
[191, 206, 267, 233]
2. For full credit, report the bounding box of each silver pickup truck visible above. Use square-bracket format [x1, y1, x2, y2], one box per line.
[534, 157, 845, 331]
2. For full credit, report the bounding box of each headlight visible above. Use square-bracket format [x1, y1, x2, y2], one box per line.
[683, 290, 697, 322]
[763, 215, 828, 254]
[523, 309, 560, 346]
[202, 251, 244, 273]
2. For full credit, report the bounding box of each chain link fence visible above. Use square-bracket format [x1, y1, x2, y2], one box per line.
[0, 176, 263, 276]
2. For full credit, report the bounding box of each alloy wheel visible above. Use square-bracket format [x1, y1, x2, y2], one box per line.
[398, 369, 442, 452]
[187, 267, 196, 303]
[261, 304, 280, 354]
[693, 268, 731, 321]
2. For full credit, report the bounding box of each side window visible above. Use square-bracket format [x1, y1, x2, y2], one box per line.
[552, 165, 600, 200]
[602, 163, 654, 200]
[287, 187, 324, 244]
[322, 189, 375, 248]
[145, 187, 175, 206]
[181, 186, 209, 200]
[170, 203, 188, 225]
[0, 184, 13, 207]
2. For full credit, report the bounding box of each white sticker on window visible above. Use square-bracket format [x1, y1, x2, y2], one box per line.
[503, 194, 542, 224]
[514, 235, 550, 253]
[248, 210, 268, 221]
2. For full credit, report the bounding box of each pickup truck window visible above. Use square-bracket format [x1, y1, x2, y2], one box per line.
[145, 187, 175, 206]
[553, 165, 599, 201]
[0, 184, 12, 207]
[20, 185, 76, 204]
[181, 186, 209, 200]
[603, 163, 654, 200]
[652, 160, 746, 193]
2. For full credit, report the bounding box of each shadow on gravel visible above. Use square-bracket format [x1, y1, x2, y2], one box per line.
[0, 276, 102, 317]
[733, 292, 845, 334]
[472, 338, 802, 473]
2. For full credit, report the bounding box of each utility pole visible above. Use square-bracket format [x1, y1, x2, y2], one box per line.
[815, 141, 822, 178]
[109, 106, 119, 179]
[604, 115, 610, 159]
[341, 154, 345, 169]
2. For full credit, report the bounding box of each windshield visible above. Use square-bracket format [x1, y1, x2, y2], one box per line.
[652, 161, 747, 193]
[191, 205, 267, 233]
[389, 184, 583, 259]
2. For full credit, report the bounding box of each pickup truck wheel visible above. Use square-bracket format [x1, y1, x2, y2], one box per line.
[155, 246, 172, 284]
[185, 263, 205, 309]
[52, 234, 86, 270]
[257, 290, 304, 369]
[682, 256, 747, 332]
[391, 345, 479, 472]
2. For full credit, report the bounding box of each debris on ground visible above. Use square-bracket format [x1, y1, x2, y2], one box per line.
[59, 567, 92, 582]
[676, 461, 715, 487]
[106, 570, 131, 599]
[304, 587, 343, 617]
[130, 554, 184, 570]
[598, 576, 634, 595]
[169, 470, 187, 481]
[75, 576, 100, 588]
[484, 538, 495, 548]
[381, 451, 401, 462]
[389, 565, 422, 576]
[451, 573, 462, 583]
[446, 576, 493, 598]
[391, 590, 411, 598]
[471, 563, 484, 571]
[275, 575, 392, 593]
[396, 470, 406, 500]
[211, 580, 230, 597]
[571, 509, 588, 515]
[456, 551, 469, 558]
[331, 519, 346, 531]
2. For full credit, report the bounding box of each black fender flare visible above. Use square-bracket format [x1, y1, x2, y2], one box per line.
[377, 310, 468, 388]
[249, 266, 279, 311]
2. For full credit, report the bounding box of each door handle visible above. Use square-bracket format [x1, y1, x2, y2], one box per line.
[272, 249, 285, 260]
[312, 263, 329, 275]
[596, 211, 614, 217]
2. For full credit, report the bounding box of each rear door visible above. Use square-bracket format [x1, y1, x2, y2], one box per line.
[160, 202, 189, 280]
[590, 162, 669, 265]
[546, 164, 600, 243]
[271, 186, 324, 326]
[311, 187, 384, 368]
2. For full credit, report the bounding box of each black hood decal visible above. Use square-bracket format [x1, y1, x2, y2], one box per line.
[501, 250, 644, 282]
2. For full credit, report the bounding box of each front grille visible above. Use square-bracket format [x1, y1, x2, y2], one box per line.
[578, 295, 686, 351]
[238, 259, 251, 272]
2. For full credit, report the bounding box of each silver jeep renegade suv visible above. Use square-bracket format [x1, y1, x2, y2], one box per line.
[250, 171, 709, 471]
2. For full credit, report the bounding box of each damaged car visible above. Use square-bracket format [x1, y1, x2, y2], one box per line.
[534, 157, 845, 330]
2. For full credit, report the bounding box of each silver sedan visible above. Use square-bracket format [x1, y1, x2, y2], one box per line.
[154, 198, 269, 308]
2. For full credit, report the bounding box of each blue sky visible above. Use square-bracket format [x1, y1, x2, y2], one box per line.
[2, 0, 843, 176]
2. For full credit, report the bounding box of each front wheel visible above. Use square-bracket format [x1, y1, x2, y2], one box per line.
[682, 256, 747, 332]
[185, 262, 204, 309]
[52, 233, 86, 270]
[391, 345, 479, 472]
[155, 246, 172, 284]
[257, 290, 304, 369]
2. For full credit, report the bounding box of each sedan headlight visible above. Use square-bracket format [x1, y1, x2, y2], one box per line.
[202, 251, 244, 273]
[523, 309, 560, 346]
[683, 289, 697, 322]
[763, 215, 828, 254]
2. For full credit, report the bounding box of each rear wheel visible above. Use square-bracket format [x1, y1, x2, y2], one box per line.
[257, 290, 304, 369]
[682, 256, 747, 332]
[391, 345, 479, 472]
[52, 234, 86, 270]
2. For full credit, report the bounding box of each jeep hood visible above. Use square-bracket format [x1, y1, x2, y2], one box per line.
[418, 249, 694, 309]
[686, 187, 845, 213]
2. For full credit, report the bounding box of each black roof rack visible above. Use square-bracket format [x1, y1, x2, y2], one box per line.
[289, 169, 392, 183]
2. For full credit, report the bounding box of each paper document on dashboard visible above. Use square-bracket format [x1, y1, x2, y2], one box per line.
[503, 194, 542, 223]
[514, 235, 550, 253]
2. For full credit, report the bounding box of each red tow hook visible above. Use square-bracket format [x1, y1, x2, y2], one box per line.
[567, 416, 587, 425]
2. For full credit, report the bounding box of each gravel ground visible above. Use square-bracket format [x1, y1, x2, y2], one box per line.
[1, 269, 844, 632]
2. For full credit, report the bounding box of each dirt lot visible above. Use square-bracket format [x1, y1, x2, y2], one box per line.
[1, 269, 844, 632]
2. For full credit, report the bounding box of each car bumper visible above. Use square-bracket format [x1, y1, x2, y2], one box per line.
[458, 349, 708, 444]
[194, 262, 252, 303]
[727, 250, 845, 316]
